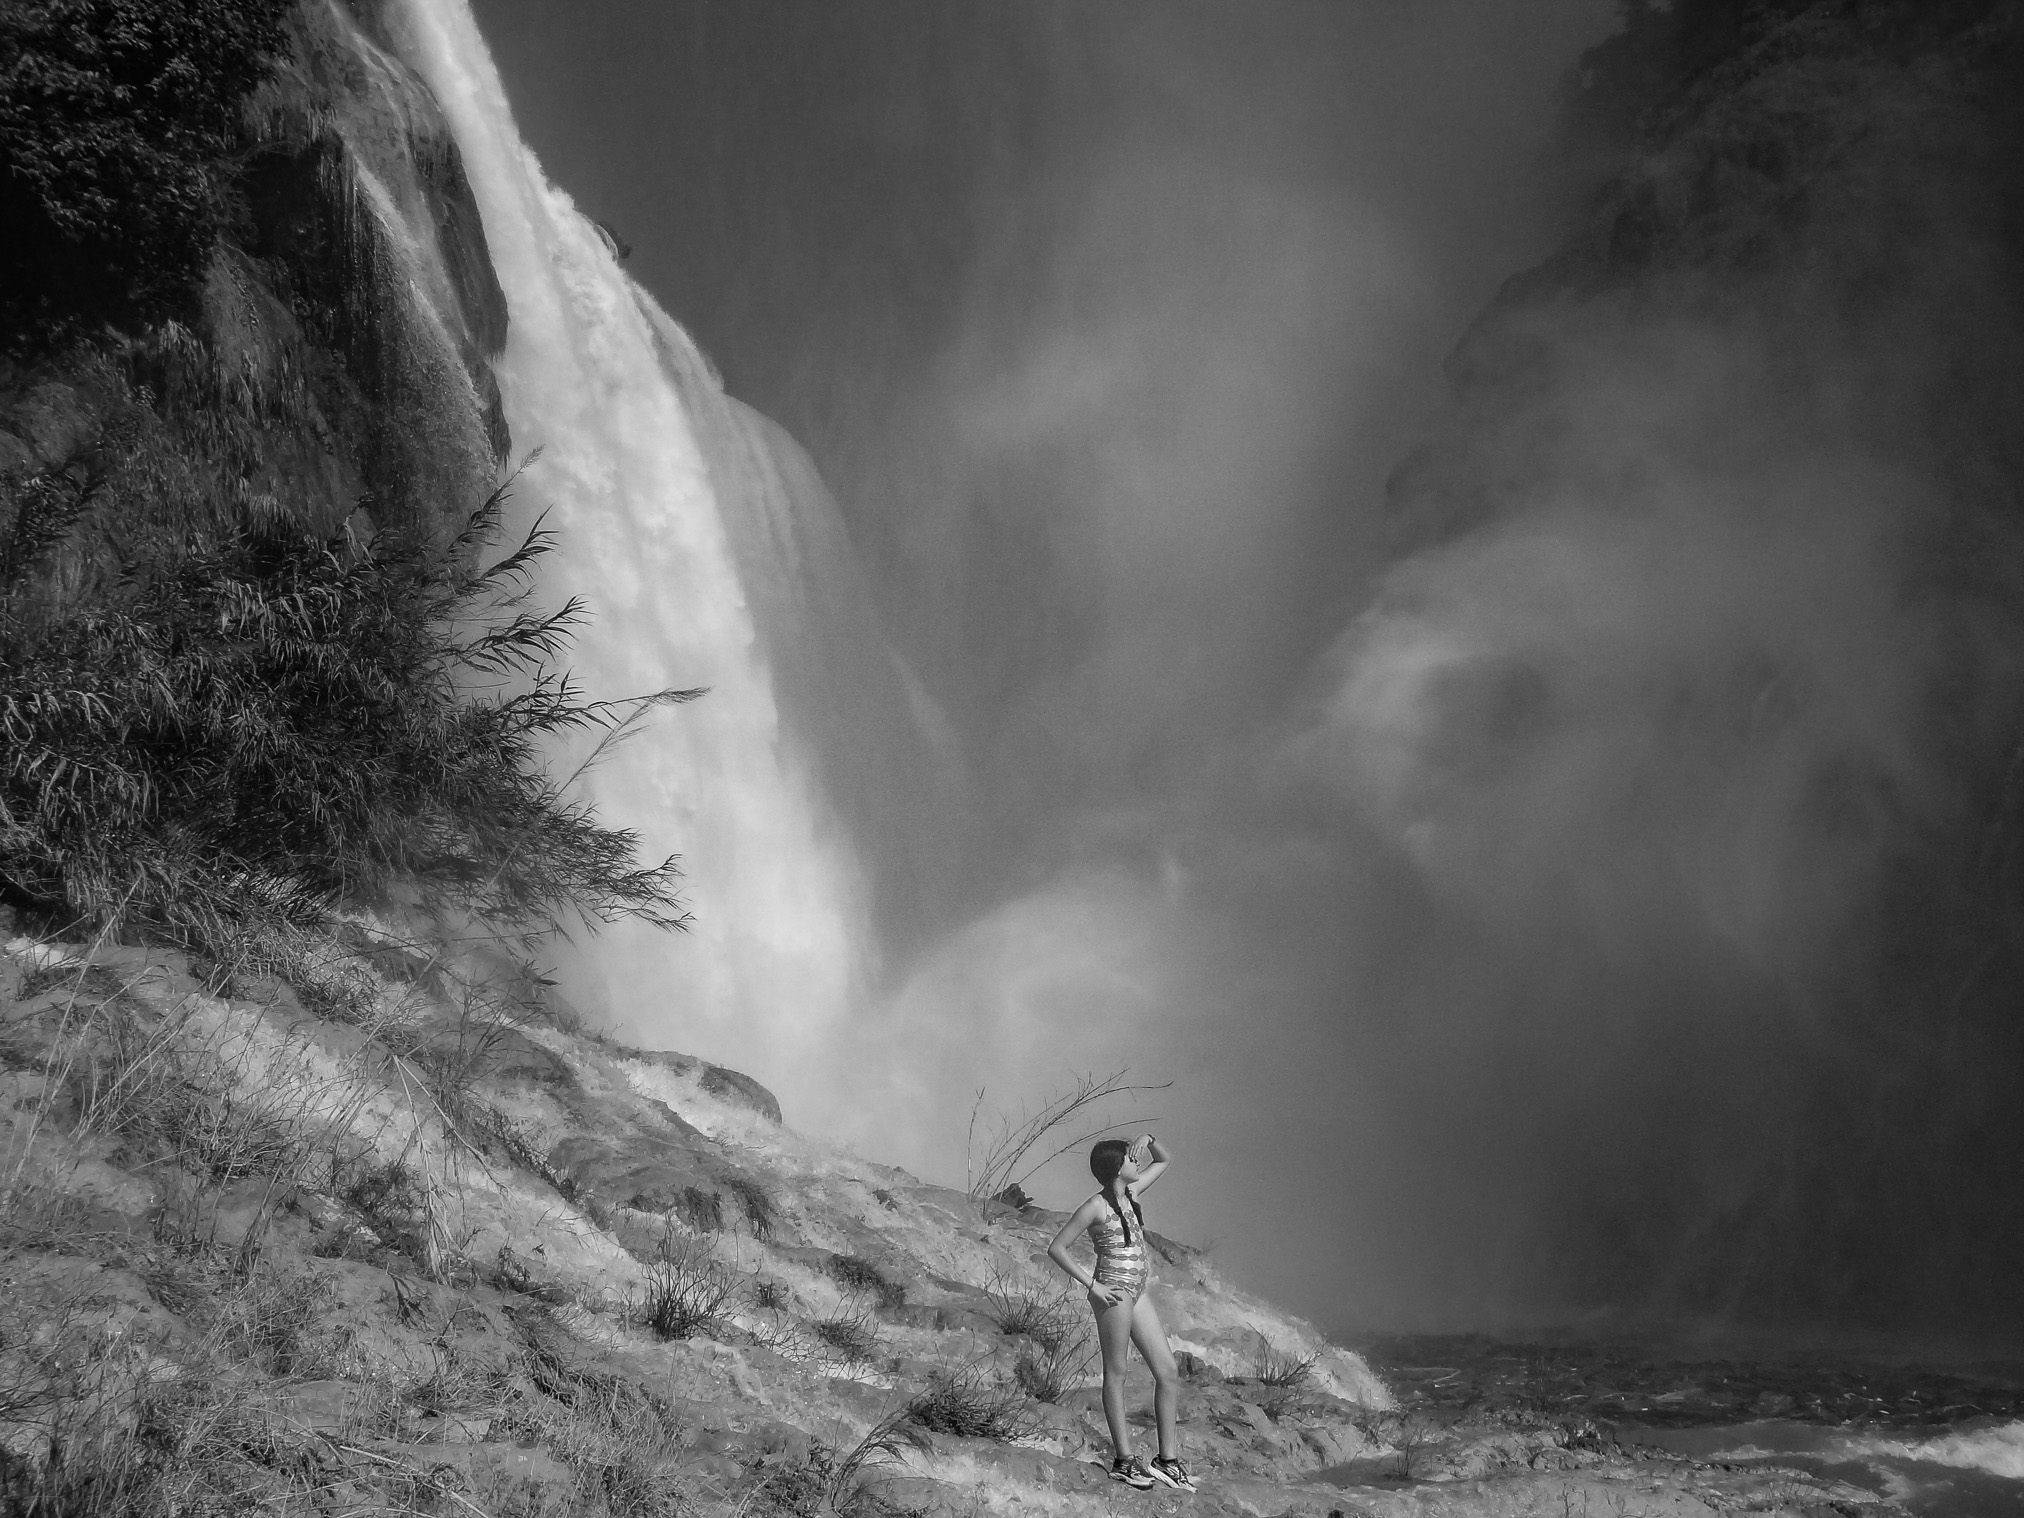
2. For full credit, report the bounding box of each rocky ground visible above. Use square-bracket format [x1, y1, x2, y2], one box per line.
[0, 915, 1923, 1518]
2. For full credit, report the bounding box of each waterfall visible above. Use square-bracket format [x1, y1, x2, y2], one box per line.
[387, 0, 895, 1105]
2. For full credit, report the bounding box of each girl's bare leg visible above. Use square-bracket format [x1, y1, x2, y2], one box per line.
[1130, 1293, 1182, 1461]
[1091, 1290, 1137, 1458]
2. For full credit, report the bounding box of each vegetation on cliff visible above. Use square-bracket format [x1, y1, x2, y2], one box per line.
[1, 479, 698, 955]
[1, 0, 689, 972]
[0, 0, 294, 352]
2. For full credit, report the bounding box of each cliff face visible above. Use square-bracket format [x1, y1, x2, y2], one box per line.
[1337, 0, 2024, 1330]
[1, 0, 510, 616]
[1410, 0, 2024, 538]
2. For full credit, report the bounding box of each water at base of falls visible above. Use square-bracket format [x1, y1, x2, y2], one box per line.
[1332, 1333, 2024, 1518]
[1615, 1419, 2024, 1518]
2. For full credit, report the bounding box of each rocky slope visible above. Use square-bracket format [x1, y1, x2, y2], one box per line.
[0, 917, 1909, 1518]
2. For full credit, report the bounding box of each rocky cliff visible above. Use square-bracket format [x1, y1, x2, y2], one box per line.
[1341, 0, 2024, 1330]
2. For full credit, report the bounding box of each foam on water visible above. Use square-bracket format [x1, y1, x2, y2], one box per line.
[1854, 1423, 2024, 1481]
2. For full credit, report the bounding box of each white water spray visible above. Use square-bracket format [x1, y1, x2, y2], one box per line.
[388, 0, 871, 1101]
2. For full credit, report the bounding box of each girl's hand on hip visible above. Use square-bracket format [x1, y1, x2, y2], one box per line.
[1089, 1283, 1123, 1308]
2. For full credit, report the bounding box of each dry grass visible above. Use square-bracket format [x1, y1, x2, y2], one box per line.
[827, 1254, 903, 1310]
[1252, 1335, 1318, 1388]
[746, 1407, 931, 1518]
[636, 1221, 735, 1341]
[811, 1302, 881, 1367]
[0, 1258, 464, 1517]
[1012, 1336, 1095, 1405]
[905, 1363, 1035, 1442]
[982, 1270, 1077, 1355]
[720, 1173, 777, 1239]
[73, 1004, 357, 1187]
[518, 1336, 689, 1517]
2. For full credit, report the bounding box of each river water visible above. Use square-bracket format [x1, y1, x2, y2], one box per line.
[1616, 1418, 2024, 1518]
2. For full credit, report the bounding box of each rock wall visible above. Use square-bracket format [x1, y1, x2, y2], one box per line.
[1336, 0, 2024, 1327]
[1, 0, 511, 631]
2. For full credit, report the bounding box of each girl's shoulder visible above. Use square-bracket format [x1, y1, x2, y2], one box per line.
[1083, 1187, 1138, 1216]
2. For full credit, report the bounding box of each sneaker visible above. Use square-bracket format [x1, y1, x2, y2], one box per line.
[1110, 1456, 1155, 1489]
[1148, 1456, 1196, 1492]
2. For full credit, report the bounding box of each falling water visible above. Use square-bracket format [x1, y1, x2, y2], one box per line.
[384, 0, 886, 1098]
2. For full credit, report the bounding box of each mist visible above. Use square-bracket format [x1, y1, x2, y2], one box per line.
[470, 0, 2024, 1339]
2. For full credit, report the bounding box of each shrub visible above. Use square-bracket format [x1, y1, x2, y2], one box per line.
[74, 1003, 361, 1187]
[638, 1223, 734, 1341]
[0, 0, 294, 350]
[811, 1303, 880, 1367]
[834, 1409, 930, 1509]
[982, 1270, 1075, 1355]
[517, 1339, 685, 1517]
[1012, 1338, 1093, 1404]
[905, 1364, 1034, 1442]
[753, 1277, 788, 1311]
[750, 1413, 929, 1518]
[673, 1185, 723, 1232]
[827, 1254, 904, 1310]
[0, 481, 700, 955]
[0, 1263, 351, 1514]
[721, 1172, 777, 1238]
[332, 1154, 423, 1235]
[1252, 1335, 1317, 1388]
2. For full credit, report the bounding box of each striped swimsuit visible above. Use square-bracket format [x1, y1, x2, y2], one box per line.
[1087, 1189, 1149, 1299]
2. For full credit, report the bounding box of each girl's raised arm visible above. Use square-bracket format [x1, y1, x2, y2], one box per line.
[1130, 1132, 1171, 1193]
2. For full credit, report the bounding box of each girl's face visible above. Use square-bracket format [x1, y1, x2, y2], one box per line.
[1117, 1142, 1146, 1183]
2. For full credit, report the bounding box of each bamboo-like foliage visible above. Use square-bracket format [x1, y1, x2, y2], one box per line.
[0, 477, 700, 950]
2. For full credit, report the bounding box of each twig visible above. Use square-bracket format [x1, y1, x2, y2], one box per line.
[965, 1068, 1171, 1212]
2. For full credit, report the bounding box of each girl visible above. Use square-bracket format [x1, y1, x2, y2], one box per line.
[1047, 1133, 1195, 1492]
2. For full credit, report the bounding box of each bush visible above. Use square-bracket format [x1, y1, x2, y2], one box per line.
[328, 1153, 425, 1251]
[1012, 1333, 1094, 1405]
[0, 0, 293, 350]
[638, 1224, 734, 1341]
[518, 1339, 686, 1517]
[0, 1262, 355, 1514]
[827, 1254, 903, 1309]
[1252, 1335, 1317, 1388]
[905, 1364, 1033, 1442]
[673, 1185, 723, 1232]
[722, 1172, 777, 1238]
[811, 1303, 880, 1366]
[0, 481, 700, 954]
[983, 1271, 1075, 1355]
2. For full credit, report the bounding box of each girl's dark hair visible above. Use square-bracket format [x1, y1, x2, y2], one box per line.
[1089, 1139, 1145, 1246]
